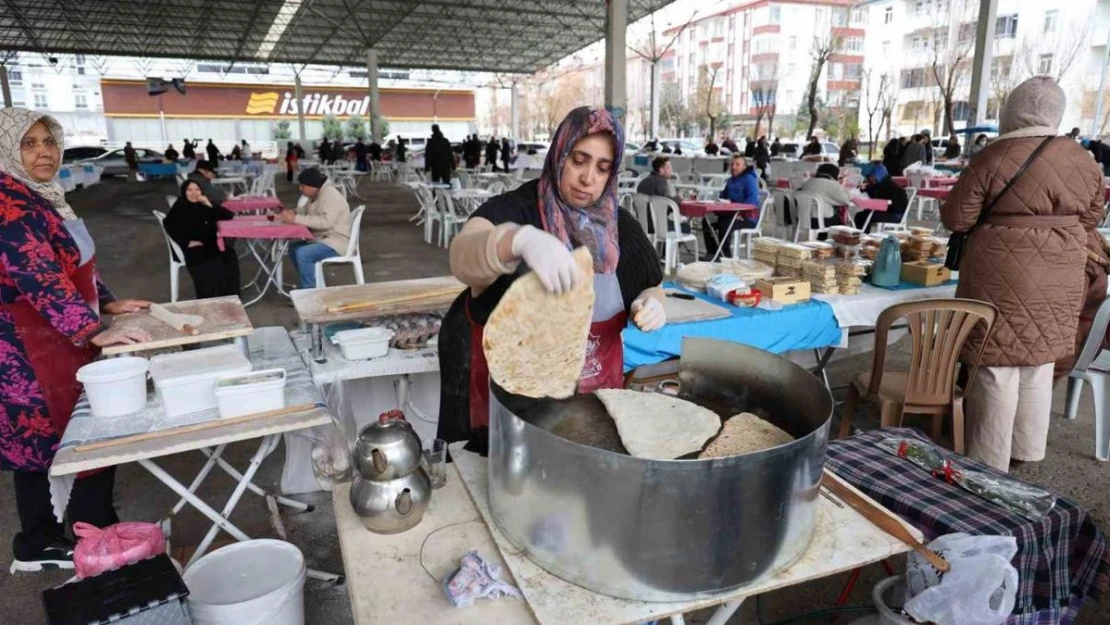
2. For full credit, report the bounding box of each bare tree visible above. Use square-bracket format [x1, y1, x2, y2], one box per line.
[692, 63, 727, 139]
[751, 61, 779, 139]
[627, 9, 701, 138]
[1016, 16, 1090, 82]
[928, 0, 975, 135]
[805, 21, 843, 139]
[862, 69, 896, 159]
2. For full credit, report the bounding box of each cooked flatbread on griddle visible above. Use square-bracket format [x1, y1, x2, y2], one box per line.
[484, 247, 594, 399]
[699, 412, 794, 459]
[595, 389, 721, 460]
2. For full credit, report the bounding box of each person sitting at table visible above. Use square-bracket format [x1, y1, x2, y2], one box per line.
[636, 156, 692, 237]
[705, 137, 719, 156]
[187, 160, 228, 206]
[437, 105, 665, 455]
[164, 143, 179, 162]
[278, 168, 352, 289]
[163, 179, 240, 299]
[797, 163, 851, 229]
[944, 133, 961, 160]
[970, 133, 989, 157]
[900, 134, 927, 171]
[853, 164, 908, 232]
[715, 154, 760, 257]
[1, 107, 152, 573]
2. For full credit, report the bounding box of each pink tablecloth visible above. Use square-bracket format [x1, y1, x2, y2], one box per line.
[917, 188, 950, 201]
[679, 201, 759, 218]
[924, 176, 958, 188]
[892, 176, 909, 188]
[851, 196, 889, 212]
[1104, 186, 1110, 202]
[776, 178, 792, 189]
[223, 197, 282, 213]
[217, 217, 312, 250]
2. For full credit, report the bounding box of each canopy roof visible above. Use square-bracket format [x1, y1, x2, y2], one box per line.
[0, 0, 674, 74]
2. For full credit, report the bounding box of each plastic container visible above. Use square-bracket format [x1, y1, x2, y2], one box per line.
[76, 357, 149, 417]
[183, 539, 306, 625]
[150, 345, 251, 418]
[214, 369, 287, 419]
[335, 326, 394, 360]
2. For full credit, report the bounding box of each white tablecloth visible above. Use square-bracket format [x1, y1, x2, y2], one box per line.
[814, 282, 958, 329]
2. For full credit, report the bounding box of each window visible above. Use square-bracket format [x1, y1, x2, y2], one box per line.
[769, 6, 781, 24]
[829, 63, 843, 79]
[74, 93, 87, 109]
[884, 7, 893, 24]
[851, 8, 868, 25]
[915, 1, 926, 16]
[1044, 10, 1058, 34]
[33, 93, 47, 108]
[8, 69, 22, 85]
[844, 37, 864, 53]
[1038, 53, 1053, 75]
[990, 56, 1012, 81]
[900, 68, 927, 89]
[911, 36, 926, 52]
[844, 64, 862, 80]
[882, 41, 891, 57]
[996, 15, 1018, 39]
[815, 8, 825, 23]
[832, 8, 848, 26]
[787, 62, 796, 75]
[31, 76, 44, 88]
[196, 63, 269, 75]
[952, 101, 971, 121]
[958, 22, 976, 43]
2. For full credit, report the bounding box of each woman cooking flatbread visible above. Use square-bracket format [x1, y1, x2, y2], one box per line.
[437, 106, 665, 454]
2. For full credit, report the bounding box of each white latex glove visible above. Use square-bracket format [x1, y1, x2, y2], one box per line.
[510, 225, 583, 294]
[631, 296, 666, 332]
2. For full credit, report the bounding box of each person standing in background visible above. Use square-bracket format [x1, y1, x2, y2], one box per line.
[353, 137, 368, 172]
[704, 137, 719, 156]
[425, 124, 455, 185]
[318, 137, 331, 164]
[285, 141, 299, 182]
[485, 136, 499, 170]
[395, 136, 407, 163]
[921, 129, 934, 164]
[753, 136, 771, 180]
[182, 138, 196, 160]
[124, 141, 138, 181]
[205, 138, 220, 162]
[164, 144, 179, 162]
[369, 138, 382, 162]
[770, 137, 782, 157]
[500, 137, 512, 174]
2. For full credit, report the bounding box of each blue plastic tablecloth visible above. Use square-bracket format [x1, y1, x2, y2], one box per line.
[871, 278, 958, 291]
[622, 283, 843, 371]
[139, 162, 178, 178]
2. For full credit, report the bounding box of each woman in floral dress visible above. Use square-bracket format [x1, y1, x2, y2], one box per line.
[0, 109, 153, 573]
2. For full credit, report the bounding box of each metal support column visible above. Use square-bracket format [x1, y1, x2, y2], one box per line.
[0, 65, 11, 108]
[366, 49, 381, 142]
[650, 59, 661, 140]
[510, 82, 520, 139]
[966, 0, 999, 127]
[294, 71, 307, 143]
[605, 0, 629, 122]
[1092, 19, 1110, 136]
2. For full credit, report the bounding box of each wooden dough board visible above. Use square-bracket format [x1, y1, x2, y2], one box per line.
[291, 276, 465, 324]
[663, 289, 732, 323]
[101, 295, 253, 356]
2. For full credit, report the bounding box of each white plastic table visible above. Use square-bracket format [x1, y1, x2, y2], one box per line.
[51, 328, 341, 582]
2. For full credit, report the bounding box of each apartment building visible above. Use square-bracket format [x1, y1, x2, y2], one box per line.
[662, 0, 863, 139]
[858, 0, 1110, 139]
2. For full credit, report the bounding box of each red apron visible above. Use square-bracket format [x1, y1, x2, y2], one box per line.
[468, 309, 628, 429]
[4, 260, 100, 438]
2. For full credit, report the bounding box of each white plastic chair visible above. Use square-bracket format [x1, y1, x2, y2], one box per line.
[792, 191, 834, 242]
[432, 190, 466, 247]
[1065, 295, 1110, 460]
[647, 196, 698, 273]
[874, 188, 918, 234]
[486, 181, 505, 196]
[314, 205, 366, 288]
[631, 192, 652, 234]
[729, 189, 772, 259]
[165, 194, 176, 209]
[152, 210, 186, 303]
[770, 187, 794, 239]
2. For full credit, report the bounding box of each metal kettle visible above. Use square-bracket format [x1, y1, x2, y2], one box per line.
[353, 412, 423, 481]
[349, 470, 432, 534]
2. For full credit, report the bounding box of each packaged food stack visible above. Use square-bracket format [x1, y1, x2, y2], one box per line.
[861, 234, 885, 261]
[905, 233, 937, 262]
[752, 237, 787, 271]
[828, 226, 863, 260]
[802, 259, 838, 294]
[931, 237, 949, 261]
[776, 243, 814, 278]
[800, 240, 835, 260]
[835, 259, 871, 295]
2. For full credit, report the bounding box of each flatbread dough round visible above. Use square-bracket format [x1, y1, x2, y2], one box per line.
[699, 412, 794, 459]
[595, 389, 722, 460]
[484, 247, 595, 399]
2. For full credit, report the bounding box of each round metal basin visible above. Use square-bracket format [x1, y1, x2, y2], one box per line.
[487, 337, 833, 601]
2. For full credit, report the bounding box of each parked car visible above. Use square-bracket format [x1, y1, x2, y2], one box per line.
[80, 147, 164, 177]
[63, 146, 108, 164]
[658, 138, 703, 154]
[778, 141, 840, 162]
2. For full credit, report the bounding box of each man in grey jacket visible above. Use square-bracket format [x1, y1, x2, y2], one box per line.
[899, 134, 927, 171]
[635, 156, 680, 202]
[278, 168, 353, 289]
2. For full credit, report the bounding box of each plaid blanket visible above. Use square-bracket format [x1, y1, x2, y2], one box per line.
[827, 428, 1110, 625]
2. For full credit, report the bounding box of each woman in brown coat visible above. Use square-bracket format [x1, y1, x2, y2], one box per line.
[941, 77, 1105, 472]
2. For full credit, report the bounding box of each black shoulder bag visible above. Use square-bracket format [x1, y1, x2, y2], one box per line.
[945, 136, 1056, 271]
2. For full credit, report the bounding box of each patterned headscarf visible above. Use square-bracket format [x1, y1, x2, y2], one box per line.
[537, 106, 624, 274]
[0, 107, 76, 220]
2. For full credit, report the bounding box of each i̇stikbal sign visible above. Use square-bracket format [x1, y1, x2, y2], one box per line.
[246, 91, 376, 116]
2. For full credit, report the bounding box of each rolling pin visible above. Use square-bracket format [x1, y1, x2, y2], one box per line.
[325, 287, 462, 313]
[150, 303, 203, 336]
[822, 469, 951, 573]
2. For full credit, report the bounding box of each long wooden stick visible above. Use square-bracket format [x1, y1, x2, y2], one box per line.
[822, 469, 951, 573]
[74, 404, 318, 453]
[325, 287, 462, 313]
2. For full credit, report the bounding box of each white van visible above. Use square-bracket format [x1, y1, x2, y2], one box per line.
[394, 133, 427, 150]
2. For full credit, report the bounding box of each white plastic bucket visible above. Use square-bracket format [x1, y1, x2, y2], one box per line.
[75, 357, 149, 417]
[183, 539, 306, 625]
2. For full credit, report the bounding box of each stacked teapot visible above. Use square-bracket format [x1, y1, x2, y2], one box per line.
[349, 411, 432, 534]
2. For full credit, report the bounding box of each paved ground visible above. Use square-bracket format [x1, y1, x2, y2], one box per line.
[1, 175, 1108, 624]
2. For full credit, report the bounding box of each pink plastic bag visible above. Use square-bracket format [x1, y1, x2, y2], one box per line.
[73, 522, 165, 579]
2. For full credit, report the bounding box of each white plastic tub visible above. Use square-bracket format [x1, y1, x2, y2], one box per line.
[75, 357, 149, 417]
[214, 369, 286, 419]
[334, 326, 394, 360]
[183, 539, 306, 625]
[149, 345, 251, 418]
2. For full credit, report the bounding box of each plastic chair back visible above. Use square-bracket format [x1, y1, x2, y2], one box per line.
[869, 299, 998, 408]
[1071, 296, 1110, 377]
[344, 205, 366, 258]
[631, 193, 652, 233]
[165, 195, 177, 209]
[152, 209, 185, 265]
[648, 196, 683, 238]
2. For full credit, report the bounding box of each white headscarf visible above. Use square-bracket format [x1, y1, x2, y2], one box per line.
[0, 107, 77, 220]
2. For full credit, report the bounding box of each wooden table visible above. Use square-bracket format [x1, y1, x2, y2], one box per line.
[334, 444, 920, 625]
[292, 276, 464, 363]
[102, 295, 253, 356]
